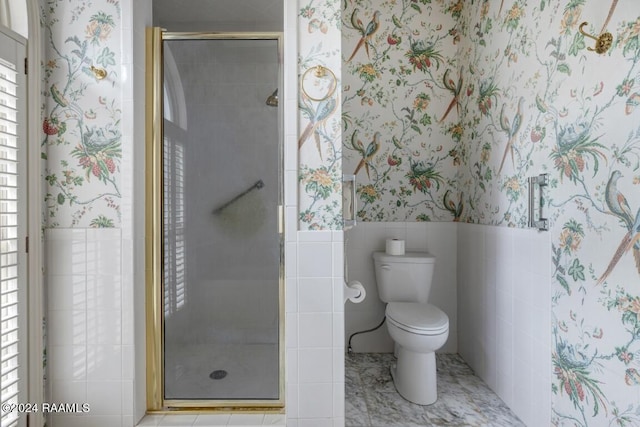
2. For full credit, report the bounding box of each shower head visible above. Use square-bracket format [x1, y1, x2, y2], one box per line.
[266, 89, 278, 107]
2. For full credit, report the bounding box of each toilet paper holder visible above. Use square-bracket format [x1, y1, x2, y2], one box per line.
[344, 280, 366, 304]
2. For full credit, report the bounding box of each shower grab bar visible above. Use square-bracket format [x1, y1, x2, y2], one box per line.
[212, 179, 264, 214]
[528, 173, 548, 231]
[343, 174, 357, 229]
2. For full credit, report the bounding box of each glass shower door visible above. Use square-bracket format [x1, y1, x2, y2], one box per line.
[158, 33, 282, 405]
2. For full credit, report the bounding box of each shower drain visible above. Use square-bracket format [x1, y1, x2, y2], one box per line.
[209, 370, 228, 380]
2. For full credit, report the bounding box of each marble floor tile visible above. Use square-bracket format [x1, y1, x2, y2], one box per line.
[345, 353, 525, 427]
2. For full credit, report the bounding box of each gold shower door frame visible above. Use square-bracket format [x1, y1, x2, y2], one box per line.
[145, 28, 285, 412]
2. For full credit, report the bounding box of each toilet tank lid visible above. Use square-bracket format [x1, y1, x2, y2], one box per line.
[373, 251, 435, 264]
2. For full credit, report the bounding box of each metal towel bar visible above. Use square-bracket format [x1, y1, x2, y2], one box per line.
[212, 180, 264, 214]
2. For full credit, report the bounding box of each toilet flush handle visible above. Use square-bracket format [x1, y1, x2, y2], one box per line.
[380, 264, 392, 271]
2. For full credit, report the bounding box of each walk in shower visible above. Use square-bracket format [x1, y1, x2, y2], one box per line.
[145, 29, 284, 409]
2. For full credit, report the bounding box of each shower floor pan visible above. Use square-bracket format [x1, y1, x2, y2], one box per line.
[164, 343, 279, 400]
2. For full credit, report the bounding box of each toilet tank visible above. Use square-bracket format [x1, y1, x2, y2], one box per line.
[373, 251, 435, 303]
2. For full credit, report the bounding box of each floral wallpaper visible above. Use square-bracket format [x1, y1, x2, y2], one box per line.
[297, 0, 343, 230]
[344, 0, 640, 425]
[342, 0, 460, 222]
[41, 0, 122, 228]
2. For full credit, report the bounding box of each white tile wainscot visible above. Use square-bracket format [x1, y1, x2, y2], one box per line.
[45, 228, 133, 427]
[457, 223, 552, 427]
[287, 230, 345, 427]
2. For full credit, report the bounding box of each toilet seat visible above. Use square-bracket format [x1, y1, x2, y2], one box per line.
[386, 302, 449, 335]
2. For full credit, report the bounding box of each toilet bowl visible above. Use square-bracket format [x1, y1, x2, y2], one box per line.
[385, 301, 449, 405]
[372, 251, 449, 405]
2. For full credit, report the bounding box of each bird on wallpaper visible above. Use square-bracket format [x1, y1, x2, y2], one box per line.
[605, 170, 634, 224]
[352, 130, 381, 179]
[439, 68, 463, 123]
[497, 97, 525, 175]
[298, 96, 337, 159]
[347, 10, 381, 62]
[597, 170, 640, 285]
[443, 190, 464, 221]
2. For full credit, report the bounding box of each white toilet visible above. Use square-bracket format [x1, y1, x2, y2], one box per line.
[373, 251, 449, 405]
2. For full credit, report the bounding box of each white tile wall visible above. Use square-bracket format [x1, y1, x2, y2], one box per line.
[344, 222, 458, 354]
[286, 231, 345, 427]
[46, 228, 130, 427]
[457, 223, 551, 426]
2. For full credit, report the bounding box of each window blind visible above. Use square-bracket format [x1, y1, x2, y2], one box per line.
[0, 55, 20, 427]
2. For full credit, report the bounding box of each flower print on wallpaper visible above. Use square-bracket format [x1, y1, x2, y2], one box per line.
[342, 0, 461, 222]
[41, 1, 121, 228]
[298, 0, 343, 230]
